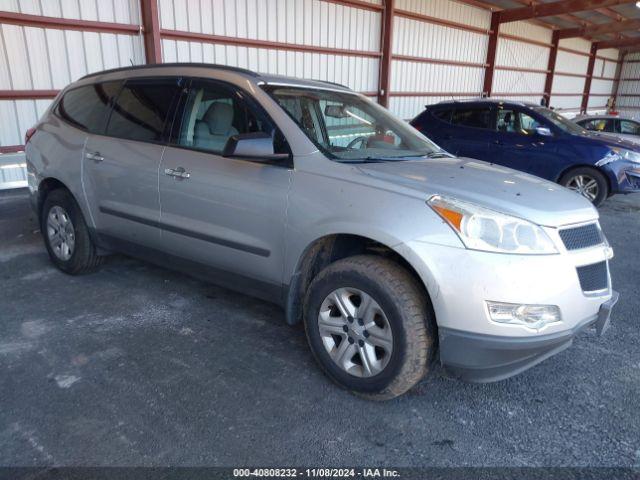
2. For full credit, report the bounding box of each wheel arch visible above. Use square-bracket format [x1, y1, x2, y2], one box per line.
[37, 177, 71, 217]
[556, 164, 612, 195]
[284, 233, 436, 330]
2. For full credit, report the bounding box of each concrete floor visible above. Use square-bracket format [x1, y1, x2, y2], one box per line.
[0, 189, 638, 468]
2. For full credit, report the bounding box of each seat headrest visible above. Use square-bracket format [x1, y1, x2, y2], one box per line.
[202, 102, 234, 135]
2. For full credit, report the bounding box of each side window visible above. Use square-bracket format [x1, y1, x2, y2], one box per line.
[175, 81, 275, 154]
[496, 108, 543, 135]
[451, 108, 493, 129]
[432, 109, 452, 123]
[56, 82, 121, 133]
[619, 120, 640, 135]
[105, 78, 182, 143]
[581, 118, 614, 133]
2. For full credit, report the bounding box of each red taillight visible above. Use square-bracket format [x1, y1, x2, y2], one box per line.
[25, 127, 36, 145]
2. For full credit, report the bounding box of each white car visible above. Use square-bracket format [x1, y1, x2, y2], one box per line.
[574, 114, 640, 145]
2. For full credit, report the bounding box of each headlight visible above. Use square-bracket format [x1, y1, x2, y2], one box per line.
[487, 301, 561, 330]
[598, 148, 640, 166]
[428, 195, 557, 254]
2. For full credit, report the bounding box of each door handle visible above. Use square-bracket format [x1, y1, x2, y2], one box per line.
[164, 166, 191, 179]
[85, 151, 104, 162]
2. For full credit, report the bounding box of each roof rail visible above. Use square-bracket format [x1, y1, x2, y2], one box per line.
[80, 62, 260, 81]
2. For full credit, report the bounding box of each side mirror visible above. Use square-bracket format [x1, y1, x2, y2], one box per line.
[223, 132, 290, 163]
[535, 127, 553, 137]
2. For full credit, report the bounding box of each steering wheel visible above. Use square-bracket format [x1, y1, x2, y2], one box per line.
[346, 136, 369, 150]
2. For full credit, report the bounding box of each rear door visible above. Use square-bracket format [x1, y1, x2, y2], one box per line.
[158, 79, 291, 292]
[445, 105, 495, 160]
[82, 77, 183, 249]
[491, 105, 559, 178]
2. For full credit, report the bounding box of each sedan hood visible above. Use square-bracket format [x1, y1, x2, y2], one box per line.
[579, 131, 640, 151]
[357, 157, 598, 227]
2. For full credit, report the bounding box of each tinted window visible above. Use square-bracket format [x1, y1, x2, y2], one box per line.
[496, 108, 543, 135]
[432, 109, 452, 122]
[579, 118, 615, 133]
[619, 120, 640, 135]
[56, 82, 121, 133]
[106, 79, 182, 142]
[175, 80, 282, 154]
[451, 108, 493, 129]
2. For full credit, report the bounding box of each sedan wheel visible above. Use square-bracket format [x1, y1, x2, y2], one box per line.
[318, 287, 393, 378]
[565, 174, 599, 201]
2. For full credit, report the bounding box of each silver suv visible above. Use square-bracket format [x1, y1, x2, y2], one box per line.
[26, 64, 618, 399]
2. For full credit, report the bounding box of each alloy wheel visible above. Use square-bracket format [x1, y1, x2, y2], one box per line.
[318, 287, 393, 378]
[46, 205, 75, 261]
[566, 174, 599, 201]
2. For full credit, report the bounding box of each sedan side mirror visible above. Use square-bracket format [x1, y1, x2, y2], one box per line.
[223, 132, 290, 164]
[535, 127, 553, 137]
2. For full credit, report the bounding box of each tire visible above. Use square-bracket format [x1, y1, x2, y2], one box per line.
[41, 188, 103, 274]
[303, 255, 435, 400]
[559, 167, 609, 207]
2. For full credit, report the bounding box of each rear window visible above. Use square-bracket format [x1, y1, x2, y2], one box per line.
[106, 79, 183, 143]
[451, 108, 493, 129]
[56, 82, 122, 133]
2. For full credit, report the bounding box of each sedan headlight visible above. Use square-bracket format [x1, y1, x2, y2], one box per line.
[428, 195, 557, 254]
[598, 148, 640, 166]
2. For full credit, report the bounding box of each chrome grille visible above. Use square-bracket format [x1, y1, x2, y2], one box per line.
[576, 261, 608, 292]
[559, 223, 603, 251]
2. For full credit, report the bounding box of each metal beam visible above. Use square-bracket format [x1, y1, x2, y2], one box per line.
[558, 18, 640, 38]
[611, 51, 626, 111]
[597, 37, 640, 50]
[581, 43, 598, 113]
[0, 10, 140, 35]
[483, 12, 500, 97]
[544, 31, 560, 106]
[140, 0, 162, 64]
[378, 0, 394, 107]
[499, 0, 634, 23]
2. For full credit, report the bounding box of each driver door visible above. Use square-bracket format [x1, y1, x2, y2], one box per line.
[158, 79, 292, 292]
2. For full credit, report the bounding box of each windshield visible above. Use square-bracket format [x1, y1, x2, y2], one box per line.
[532, 107, 587, 135]
[263, 86, 442, 161]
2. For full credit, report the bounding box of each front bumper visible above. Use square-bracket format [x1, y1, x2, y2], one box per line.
[440, 291, 619, 382]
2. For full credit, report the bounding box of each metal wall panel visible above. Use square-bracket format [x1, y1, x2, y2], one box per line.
[0, 0, 141, 23]
[389, 95, 478, 121]
[388, 3, 488, 120]
[159, 0, 381, 52]
[493, 71, 546, 97]
[0, 20, 144, 147]
[500, 20, 551, 44]
[162, 38, 379, 92]
[395, 0, 490, 29]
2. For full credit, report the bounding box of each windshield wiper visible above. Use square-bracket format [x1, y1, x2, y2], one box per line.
[426, 151, 455, 158]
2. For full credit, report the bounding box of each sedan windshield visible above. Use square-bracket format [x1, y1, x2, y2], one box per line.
[263, 86, 441, 161]
[532, 107, 587, 135]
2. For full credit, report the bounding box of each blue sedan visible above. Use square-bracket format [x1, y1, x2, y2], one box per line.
[411, 99, 640, 206]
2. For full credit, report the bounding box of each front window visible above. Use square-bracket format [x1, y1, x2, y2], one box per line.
[263, 86, 441, 161]
[496, 108, 543, 135]
[532, 107, 586, 135]
[580, 118, 615, 133]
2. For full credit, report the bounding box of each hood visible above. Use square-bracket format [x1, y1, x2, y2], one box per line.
[593, 132, 640, 146]
[357, 157, 598, 227]
[577, 130, 640, 151]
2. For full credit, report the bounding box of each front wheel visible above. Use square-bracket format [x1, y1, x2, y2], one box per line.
[303, 255, 435, 400]
[559, 167, 609, 207]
